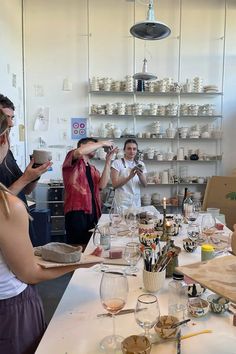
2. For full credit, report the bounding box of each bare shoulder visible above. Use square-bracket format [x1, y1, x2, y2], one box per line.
[0, 192, 28, 219]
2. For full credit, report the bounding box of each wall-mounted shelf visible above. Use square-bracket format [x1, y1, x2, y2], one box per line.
[89, 81, 223, 203]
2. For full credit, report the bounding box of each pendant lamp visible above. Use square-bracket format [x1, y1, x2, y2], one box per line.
[133, 58, 157, 81]
[130, 0, 171, 40]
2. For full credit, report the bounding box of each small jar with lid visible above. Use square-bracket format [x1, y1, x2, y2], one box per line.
[201, 244, 214, 261]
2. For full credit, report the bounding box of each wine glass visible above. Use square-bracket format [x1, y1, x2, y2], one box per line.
[135, 294, 160, 343]
[123, 242, 141, 274]
[201, 214, 216, 240]
[187, 223, 200, 242]
[99, 271, 129, 351]
[187, 202, 200, 223]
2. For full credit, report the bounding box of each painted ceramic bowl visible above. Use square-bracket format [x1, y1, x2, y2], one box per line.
[207, 294, 230, 314]
[154, 315, 179, 339]
[188, 297, 209, 317]
[183, 238, 198, 253]
[188, 283, 206, 298]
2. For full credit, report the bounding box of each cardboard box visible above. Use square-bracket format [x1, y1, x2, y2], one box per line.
[203, 176, 236, 230]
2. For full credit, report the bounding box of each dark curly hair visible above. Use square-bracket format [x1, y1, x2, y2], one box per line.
[0, 94, 15, 110]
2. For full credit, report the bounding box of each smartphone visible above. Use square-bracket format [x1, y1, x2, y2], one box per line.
[103, 146, 112, 153]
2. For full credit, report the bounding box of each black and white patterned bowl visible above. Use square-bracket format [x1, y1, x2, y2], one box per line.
[207, 294, 230, 314]
[183, 238, 198, 253]
[188, 283, 206, 297]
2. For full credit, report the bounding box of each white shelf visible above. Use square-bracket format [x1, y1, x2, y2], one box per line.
[90, 90, 223, 97]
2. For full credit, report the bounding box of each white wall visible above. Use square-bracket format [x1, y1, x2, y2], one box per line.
[0, 0, 25, 169]
[22, 0, 235, 183]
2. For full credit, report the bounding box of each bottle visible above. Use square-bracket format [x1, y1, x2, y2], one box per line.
[201, 244, 214, 261]
[181, 187, 188, 214]
[168, 272, 188, 320]
[183, 192, 193, 219]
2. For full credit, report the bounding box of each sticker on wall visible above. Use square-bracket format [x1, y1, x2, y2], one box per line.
[71, 118, 87, 140]
[34, 107, 50, 131]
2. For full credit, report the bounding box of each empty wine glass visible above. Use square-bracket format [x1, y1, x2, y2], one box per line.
[99, 271, 129, 351]
[187, 223, 200, 241]
[123, 242, 141, 274]
[135, 294, 160, 343]
[201, 214, 216, 240]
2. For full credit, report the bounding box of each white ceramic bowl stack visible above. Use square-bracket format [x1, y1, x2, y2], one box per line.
[141, 194, 152, 206]
[125, 75, 134, 92]
[90, 76, 99, 91]
[192, 77, 203, 93]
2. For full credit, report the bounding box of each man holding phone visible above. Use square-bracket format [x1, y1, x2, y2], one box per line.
[62, 137, 118, 246]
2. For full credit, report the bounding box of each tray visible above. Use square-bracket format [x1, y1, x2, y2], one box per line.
[176, 255, 236, 303]
[35, 254, 104, 269]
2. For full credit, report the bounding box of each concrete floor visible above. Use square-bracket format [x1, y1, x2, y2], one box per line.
[36, 272, 73, 324]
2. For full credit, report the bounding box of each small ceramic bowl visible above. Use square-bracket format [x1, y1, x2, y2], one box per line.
[207, 294, 230, 314]
[154, 315, 179, 339]
[121, 335, 151, 354]
[188, 297, 209, 317]
[183, 238, 198, 253]
[188, 283, 206, 298]
[41, 242, 82, 263]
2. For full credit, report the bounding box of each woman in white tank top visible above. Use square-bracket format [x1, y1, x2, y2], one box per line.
[0, 111, 82, 353]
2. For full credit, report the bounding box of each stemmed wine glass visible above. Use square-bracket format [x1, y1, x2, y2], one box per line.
[201, 214, 216, 240]
[187, 202, 201, 223]
[99, 271, 129, 351]
[123, 242, 141, 274]
[135, 294, 160, 343]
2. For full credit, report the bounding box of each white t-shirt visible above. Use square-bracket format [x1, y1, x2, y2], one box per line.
[111, 158, 147, 208]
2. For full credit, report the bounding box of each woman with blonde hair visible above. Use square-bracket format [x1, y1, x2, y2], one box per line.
[0, 111, 81, 353]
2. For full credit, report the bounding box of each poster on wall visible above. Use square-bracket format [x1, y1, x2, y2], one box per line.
[71, 118, 87, 140]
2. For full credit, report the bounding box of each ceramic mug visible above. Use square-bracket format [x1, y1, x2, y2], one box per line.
[32, 150, 52, 165]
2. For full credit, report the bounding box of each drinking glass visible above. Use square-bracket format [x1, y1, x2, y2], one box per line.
[187, 223, 200, 241]
[135, 294, 160, 343]
[123, 242, 141, 274]
[93, 225, 110, 272]
[187, 202, 200, 223]
[125, 210, 138, 240]
[201, 214, 216, 239]
[99, 271, 129, 351]
[109, 199, 123, 237]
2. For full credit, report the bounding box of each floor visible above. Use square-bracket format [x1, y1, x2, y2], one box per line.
[36, 272, 73, 324]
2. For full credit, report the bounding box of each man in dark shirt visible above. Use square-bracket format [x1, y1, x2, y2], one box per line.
[0, 94, 51, 240]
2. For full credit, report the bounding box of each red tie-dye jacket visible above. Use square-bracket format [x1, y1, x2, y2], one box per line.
[62, 150, 102, 217]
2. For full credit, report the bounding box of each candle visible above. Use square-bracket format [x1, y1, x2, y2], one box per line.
[163, 197, 166, 210]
